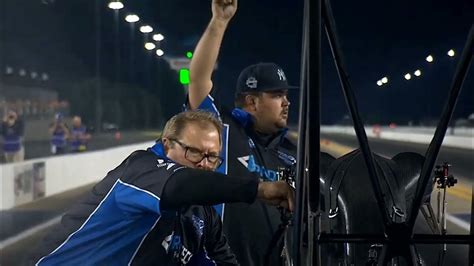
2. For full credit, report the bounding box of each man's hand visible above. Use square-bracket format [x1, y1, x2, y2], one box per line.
[212, 0, 237, 23]
[257, 181, 295, 212]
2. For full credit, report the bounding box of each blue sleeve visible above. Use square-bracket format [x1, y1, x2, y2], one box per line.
[113, 163, 186, 216]
[184, 95, 221, 118]
[114, 179, 162, 215]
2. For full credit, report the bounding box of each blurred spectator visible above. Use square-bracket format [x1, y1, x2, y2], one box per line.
[1, 110, 25, 162]
[49, 113, 69, 155]
[69, 115, 91, 152]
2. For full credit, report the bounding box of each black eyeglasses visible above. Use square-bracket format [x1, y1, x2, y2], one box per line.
[169, 138, 223, 168]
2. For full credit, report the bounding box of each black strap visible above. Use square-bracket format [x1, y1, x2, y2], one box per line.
[326, 150, 360, 219]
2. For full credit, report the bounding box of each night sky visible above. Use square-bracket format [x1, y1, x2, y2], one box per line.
[1, 0, 473, 124]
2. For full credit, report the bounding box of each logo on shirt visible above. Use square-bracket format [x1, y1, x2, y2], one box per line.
[157, 159, 176, 170]
[277, 150, 296, 166]
[248, 138, 256, 149]
[237, 155, 278, 181]
[157, 159, 166, 167]
[162, 232, 193, 264]
[192, 215, 205, 238]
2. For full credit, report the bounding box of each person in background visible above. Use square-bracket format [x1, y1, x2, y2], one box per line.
[69, 115, 91, 152]
[1, 110, 25, 163]
[49, 113, 69, 155]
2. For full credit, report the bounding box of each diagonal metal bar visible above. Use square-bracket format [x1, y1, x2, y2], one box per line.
[307, 0, 322, 214]
[292, 0, 310, 264]
[307, 0, 322, 215]
[306, 0, 322, 264]
[322, 0, 391, 226]
[408, 26, 474, 230]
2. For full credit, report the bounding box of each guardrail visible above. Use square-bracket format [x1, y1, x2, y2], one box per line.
[321, 126, 473, 150]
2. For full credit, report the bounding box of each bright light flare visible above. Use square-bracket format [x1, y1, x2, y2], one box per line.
[447, 49, 455, 57]
[156, 49, 164, 57]
[153, 33, 164, 41]
[125, 14, 139, 23]
[140, 25, 153, 33]
[144, 42, 156, 50]
[108, 1, 124, 10]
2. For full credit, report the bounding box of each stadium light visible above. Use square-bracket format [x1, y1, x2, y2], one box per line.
[426, 55, 434, 63]
[156, 49, 164, 57]
[125, 14, 139, 23]
[404, 73, 412, 80]
[140, 25, 153, 33]
[381, 77, 388, 84]
[414, 69, 421, 77]
[153, 33, 165, 41]
[108, 1, 123, 10]
[144, 42, 156, 50]
[377, 80, 383, 86]
[447, 49, 455, 57]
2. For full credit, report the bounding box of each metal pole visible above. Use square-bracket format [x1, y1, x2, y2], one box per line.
[113, 9, 122, 127]
[307, 0, 322, 264]
[129, 22, 136, 82]
[95, 0, 103, 133]
[0, 0, 6, 95]
[307, 0, 322, 214]
[293, 0, 310, 264]
[114, 10, 120, 84]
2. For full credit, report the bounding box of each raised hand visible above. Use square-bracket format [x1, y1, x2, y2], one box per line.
[212, 0, 238, 22]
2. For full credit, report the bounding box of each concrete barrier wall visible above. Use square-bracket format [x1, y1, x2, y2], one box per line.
[321, 126, 473, 150]
[0, 141, 154, 210]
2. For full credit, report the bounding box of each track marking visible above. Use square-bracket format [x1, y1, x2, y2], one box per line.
[0, 216, 61, 250]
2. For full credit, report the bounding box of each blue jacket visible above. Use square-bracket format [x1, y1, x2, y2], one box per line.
[30, 142, 240, 265]
[1, 120, 24, 152]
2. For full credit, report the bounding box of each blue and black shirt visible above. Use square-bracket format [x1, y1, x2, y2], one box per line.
[30, 141, 258, 265]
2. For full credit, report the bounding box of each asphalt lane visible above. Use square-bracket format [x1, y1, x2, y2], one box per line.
[321, 133, 474, 184]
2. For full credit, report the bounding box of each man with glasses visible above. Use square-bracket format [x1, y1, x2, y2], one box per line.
[31, 110, 294, 265]
[188, 1, 298, 265]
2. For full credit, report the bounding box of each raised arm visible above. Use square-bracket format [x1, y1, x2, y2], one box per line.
[188, 0, 237, 110]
